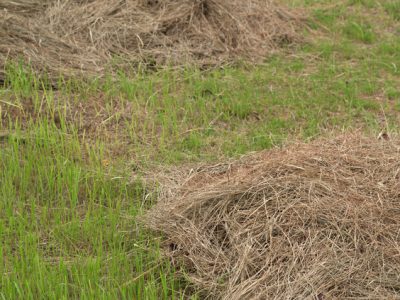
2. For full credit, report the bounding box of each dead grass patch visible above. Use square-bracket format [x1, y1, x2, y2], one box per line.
[145, 134, 400, 299]
[0, 0, 305, 81]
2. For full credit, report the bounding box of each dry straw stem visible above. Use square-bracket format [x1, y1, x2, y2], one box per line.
[0, 0, 304, 81]
[145, 134, 400, 299]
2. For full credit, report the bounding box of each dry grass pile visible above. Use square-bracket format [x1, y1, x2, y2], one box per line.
[145, 134, 400, 299]
[0, 0, 304, 81]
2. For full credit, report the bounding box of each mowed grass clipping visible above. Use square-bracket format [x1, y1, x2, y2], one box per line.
[0, 0, 303, 81]
[0, 0, 400, 299]
[145, 134, 400, 299]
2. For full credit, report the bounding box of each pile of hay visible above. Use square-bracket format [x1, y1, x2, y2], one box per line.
[0, 0, 304, 81]
[145, 135, 400, 299]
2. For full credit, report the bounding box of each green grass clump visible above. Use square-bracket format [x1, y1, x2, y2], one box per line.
[384, 1, 400, 20]
[343, 21, 375, 43]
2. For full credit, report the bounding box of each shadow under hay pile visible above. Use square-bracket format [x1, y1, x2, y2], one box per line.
[145, 135, 400, 299]
[0, 0, 304, 81]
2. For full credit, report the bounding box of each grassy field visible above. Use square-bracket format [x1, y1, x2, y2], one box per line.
[1, 0, 400, 298]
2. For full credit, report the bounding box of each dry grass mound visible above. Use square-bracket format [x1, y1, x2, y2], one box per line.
[145, 134, 400, 299]
[0, 0, 304, 81]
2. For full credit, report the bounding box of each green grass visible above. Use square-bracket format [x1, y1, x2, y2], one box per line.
[384, 1, 400, 20]
[0, 116, 188, 299]
[343, 21, 376, 43]
[1, 0, 400, 298]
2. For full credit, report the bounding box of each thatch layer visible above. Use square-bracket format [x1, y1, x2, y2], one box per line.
[145, 135, 400, 299]
[0, 0, 304, 81]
